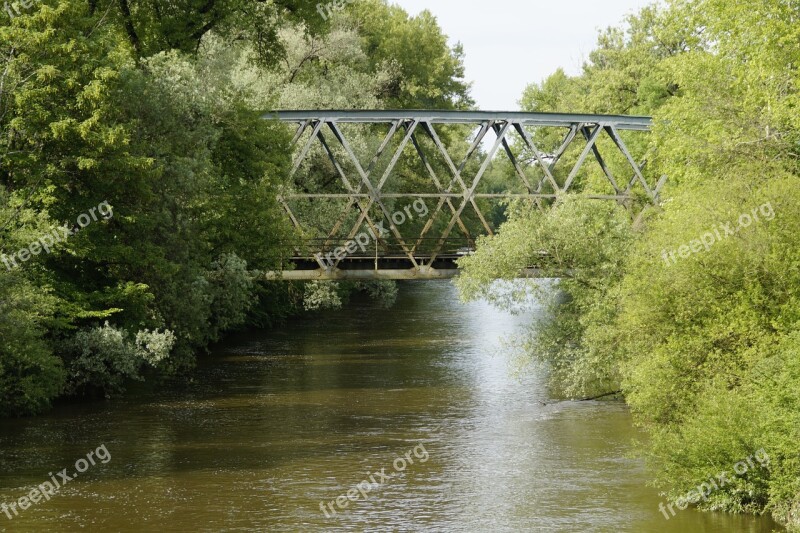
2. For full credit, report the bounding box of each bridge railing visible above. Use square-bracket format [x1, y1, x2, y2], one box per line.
[281, 237, 474, 262]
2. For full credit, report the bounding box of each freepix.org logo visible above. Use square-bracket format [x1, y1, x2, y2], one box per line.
[661, 202, 775, 266]
[658, 449, 770, 520]
[314, 199, 428, 270]
[1, 444, 111, 521]
[4, 0, 38, 19]
[1, 201, 113, 271]
[316, 0, 357, 20]
[320, 443, 429, 518]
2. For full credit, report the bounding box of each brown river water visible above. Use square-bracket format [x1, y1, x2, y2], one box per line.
[0, 282, 783, 532]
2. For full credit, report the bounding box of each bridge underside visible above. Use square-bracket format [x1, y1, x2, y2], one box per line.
[266, 256, 548, 280]
[265, 110, 663, 281]
[265, 255, 560, 280]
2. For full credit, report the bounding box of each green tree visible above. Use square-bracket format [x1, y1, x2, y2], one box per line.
[458, 0, 800, 528]
[0, 0, 474, 414]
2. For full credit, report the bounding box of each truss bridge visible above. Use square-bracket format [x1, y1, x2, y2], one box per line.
[265, 110, 664, 280]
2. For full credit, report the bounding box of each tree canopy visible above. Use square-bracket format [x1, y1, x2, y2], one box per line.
[0, 0, 471, 413]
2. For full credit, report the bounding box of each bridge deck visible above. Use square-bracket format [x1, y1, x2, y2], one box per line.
[264, 254, 557, 280]
[265, 266, 550, 280]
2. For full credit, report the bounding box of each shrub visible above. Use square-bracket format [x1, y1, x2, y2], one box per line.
[65, 323, 175, 397]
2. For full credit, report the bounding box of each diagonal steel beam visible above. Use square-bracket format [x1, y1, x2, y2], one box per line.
[562, 124, 603, 193]
[421, 122, 470, 192]
[408, 130, 474, 251]
[417, 121, 480, 253]
[547, 124, 579, 176]
[316, 128, 391, 261]
[605, 125, 657, 203]
[291, 119, 311, 146]
[621, 159, 648, 196]
[422, 121, 495, 250]
[429, 121, 512, 263]
[521, 124, 580, 196]
[511, 123, 561, 194]
[322, 120, 401, 251]
[327, 120, 417, 245]
[327, 121, 420, 268]
[290, 120, 324, 178]
[376, 120, 419, 192]
[581, 126, 622, 196]
[499, 132, 535, 192]
[653, 174, 668, 204]
[501, 123, 548, 212]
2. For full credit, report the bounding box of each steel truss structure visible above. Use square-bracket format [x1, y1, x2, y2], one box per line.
[266, 110, 664, 280]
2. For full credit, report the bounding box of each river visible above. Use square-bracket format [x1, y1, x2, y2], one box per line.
[0, 282, 782, 532]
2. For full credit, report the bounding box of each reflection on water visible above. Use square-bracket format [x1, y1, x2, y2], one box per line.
[0, 282, 782, 532]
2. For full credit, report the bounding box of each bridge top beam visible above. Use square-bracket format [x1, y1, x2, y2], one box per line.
[267, 110, 653, 131]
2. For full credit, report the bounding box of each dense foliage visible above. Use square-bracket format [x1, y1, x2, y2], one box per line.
[6, 0, 795, 528]
[457, 0, 800, 529]
[0, 1, 470, 414]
